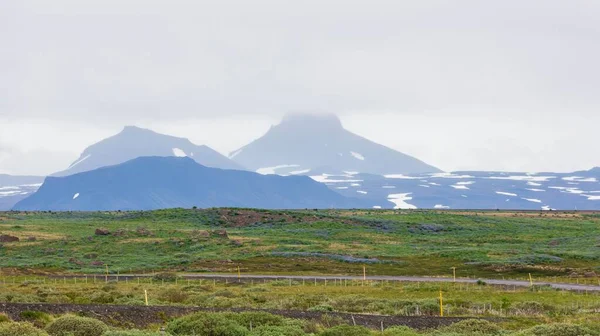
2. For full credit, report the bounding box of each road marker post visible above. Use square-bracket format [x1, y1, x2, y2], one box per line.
[237, 266, 241, 282]
[452, 267, 456, 282]
[529, 273, 533, 287]
[439, 289, 444, 317]
[144, 289, 149, 306]
[105, 265, 109, 283]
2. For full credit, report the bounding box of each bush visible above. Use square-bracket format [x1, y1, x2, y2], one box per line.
[103, 330, 166, 336]
[249, 325, 306, 336]
[0, 322, 48, 336]
[513, 323, 599, 336]
[46, 315, 108, 336]
[383, 326, 420, 336]
[166, 312, 248, 336]
[227, 312, 293, 329]
[0, 314, 10, 323]
[436, 319, 502, 335]
[153, 272, 178, 282]
[318, 325, 371, 336]
[19, 311, 53, 328]
[159, 288, 189, 303]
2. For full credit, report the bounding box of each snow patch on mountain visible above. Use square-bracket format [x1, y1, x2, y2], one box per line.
[69, 154, 91, 168]
[489, 175, 555, 182]
[350, 151, 365, 160]
[434, 204, 450, 209]
[527, 188, 546, 192]
[387, 193, 417, 209]
[384, 174, 420, 179]
[430, 173, 474, 179]
[563, 176, 598, 182]
[73, 193, 80, 200]
[310, 174, 362, 183]
[172, 148, 187, 157]
[289, 169, 311, 175]
[496, 191, 517, 196]
[357, 190, 368, 194]
[583, 195, 600, 200]
[229, 149, 243, 159]
[257, 165, 300, 175]
[522, 198, 542, 203]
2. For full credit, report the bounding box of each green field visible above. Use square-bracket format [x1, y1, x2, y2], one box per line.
[0, 209, 598, 279]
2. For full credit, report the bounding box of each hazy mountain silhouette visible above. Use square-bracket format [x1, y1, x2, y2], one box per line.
[229, 113, 441, 175]
[0, 174, 45, 210]
[53, 126, 243, 177]
[15, 157, 370, 211]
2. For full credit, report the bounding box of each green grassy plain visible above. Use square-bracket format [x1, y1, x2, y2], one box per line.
[0, 209, 599, 280]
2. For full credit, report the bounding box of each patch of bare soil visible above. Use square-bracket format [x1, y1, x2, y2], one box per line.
[0, 302, 491, 330]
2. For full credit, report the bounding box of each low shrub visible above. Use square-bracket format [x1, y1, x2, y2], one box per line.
[227, 312, 292, 329]
[0, 314, 10, 323]
[19, 311, 53, 328]
[383, 326, 420, 336]
[45, 315, 108, 336]
[166, 312, 248, 336]
[152, 272, 178, 282]
[436, 319, 502, 335]
[103, 330, 166, 336]
[318, 325, 371, 336]
[0, 322, 48, 336]
[248, 325, 306, 336]
[513, 323, 599, 336]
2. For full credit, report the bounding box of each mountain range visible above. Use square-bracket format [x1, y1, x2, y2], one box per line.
[13, 157, 369, 211]
[2, 113, 599, 211]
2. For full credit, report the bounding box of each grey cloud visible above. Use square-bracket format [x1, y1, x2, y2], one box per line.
[2, 0, 600, 123]
[1, 1, 599, 173]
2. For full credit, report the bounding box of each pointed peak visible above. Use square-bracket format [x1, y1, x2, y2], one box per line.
[279, 112, 343, 129]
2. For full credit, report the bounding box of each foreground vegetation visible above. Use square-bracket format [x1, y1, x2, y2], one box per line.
[1, 309, 599, 335]
[1, 209, 599, 334]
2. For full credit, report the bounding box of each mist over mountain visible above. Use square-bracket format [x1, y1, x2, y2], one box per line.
[229, 113, 441, 176]
[53, 126, 243, 177]
[14, 157, 370, 211]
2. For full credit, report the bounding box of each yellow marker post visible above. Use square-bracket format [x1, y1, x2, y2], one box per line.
[144, 289, 149, 306]
[439, 290, 444, 317]
[528, 273, 533, 287]
[452, 267, 456, 282]
[363, 266, 366, 281]
[237, 266, 241, 281]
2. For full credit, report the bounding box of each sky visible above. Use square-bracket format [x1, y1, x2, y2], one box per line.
[1, 0, 600, 175]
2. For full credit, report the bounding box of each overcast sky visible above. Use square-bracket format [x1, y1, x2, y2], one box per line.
[1, 0, 599, 175]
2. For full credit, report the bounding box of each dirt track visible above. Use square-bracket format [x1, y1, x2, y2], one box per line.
[0, 302, 486, 330]
[58, 273, 600, 292]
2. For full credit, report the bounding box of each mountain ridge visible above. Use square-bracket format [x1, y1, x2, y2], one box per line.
[14, 156, 370, 211]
